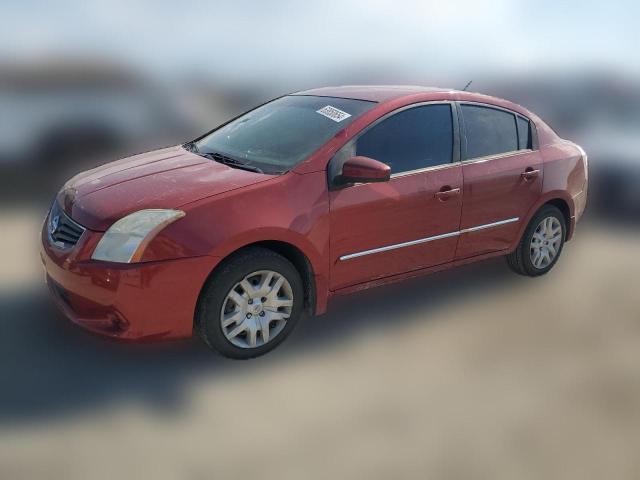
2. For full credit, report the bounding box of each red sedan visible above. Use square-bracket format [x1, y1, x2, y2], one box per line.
[41, 86, 588, 358]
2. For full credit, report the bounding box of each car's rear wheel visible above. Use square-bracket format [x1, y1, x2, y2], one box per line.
[506, 205, 566, 276]
[196, 247, 303, 359]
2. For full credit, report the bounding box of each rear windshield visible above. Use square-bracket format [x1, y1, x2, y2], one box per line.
[195, 95, 376, 173]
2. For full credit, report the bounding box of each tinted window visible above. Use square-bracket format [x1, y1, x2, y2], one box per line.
[516, 116, 531, 150]
[462, 105, 517, 159]
[356, 104, 453, 174]
[195, 95, 375, 173]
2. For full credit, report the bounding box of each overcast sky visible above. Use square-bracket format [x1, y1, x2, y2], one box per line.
[2, 0, 638, 86]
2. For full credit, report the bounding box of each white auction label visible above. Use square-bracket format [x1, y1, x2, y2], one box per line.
[316, 105, 352, 122]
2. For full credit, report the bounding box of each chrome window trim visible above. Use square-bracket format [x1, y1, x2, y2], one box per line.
[460, 148, 533, 165]
[335, 160, 461, 188]
[457, 100, 533, 123]
[338, 217, 519, 261]
[457, 101, 539, 163]
[390, 161, 460, 179]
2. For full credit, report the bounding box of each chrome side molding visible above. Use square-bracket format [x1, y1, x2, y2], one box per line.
[339, 217, 519, 261]
[459, 217, 520, 233]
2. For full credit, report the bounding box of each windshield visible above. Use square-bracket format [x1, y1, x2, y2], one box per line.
[195, 95, 376, 173]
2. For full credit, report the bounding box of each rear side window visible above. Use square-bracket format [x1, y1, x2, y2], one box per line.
[356, 104, 453, 174]
[516, 116, 531, 149]
[461, 105, 518, 159]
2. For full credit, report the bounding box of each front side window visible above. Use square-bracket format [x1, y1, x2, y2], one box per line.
[461, 105, 518, 159]
[355, 104, 453, 174]
[195, 95, 375, 173]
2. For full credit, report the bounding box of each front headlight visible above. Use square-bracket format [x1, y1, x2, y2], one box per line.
[91, 209, 185, 263]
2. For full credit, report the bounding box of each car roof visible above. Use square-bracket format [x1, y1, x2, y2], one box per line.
[291, 85, 537, 122]
[292, 85, 452, 103]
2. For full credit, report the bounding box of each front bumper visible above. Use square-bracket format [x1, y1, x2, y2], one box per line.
[40, 221, 217, 341]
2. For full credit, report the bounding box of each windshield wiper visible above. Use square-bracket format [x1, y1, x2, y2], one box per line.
[182, 140, 199, 153]
[199, 151, 264, 174]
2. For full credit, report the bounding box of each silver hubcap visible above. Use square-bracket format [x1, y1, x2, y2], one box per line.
[530, 216, 562, 269]
[220, 270, 293, 349]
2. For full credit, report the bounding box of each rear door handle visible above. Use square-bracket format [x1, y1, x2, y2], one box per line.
[521, 168, 540, 180]
[435, 187, 461, 201]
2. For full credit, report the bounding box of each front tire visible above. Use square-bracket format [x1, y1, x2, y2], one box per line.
[506, 205, 566, 276]
[196, 247, 304, 359]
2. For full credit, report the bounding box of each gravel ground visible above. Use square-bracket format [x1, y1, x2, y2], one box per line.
[0, 209, 638, 479]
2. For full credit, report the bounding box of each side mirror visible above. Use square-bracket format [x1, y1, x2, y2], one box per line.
[340, 156, 391, 185]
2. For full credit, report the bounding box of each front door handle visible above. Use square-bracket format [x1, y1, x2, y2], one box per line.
[521, 168, 540, 181]
[435, 187, 461, 201]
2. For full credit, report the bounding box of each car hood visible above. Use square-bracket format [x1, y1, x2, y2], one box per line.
[57, 145, 274, 231]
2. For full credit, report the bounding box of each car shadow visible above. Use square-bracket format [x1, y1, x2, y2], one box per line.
[0, 256, 520, 426]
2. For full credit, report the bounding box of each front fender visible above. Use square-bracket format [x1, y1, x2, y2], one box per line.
[142, 170, 331, 314]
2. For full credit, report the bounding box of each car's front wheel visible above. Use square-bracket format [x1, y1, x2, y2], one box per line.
[506, 205, 566, 276]
[196, 247, 303, 359]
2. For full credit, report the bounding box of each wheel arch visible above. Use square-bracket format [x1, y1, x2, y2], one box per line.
[197, 238, 323, 321]
[511, 193, 575, 252]
[247, 240, 317, 316]
[545, 198, 571, 239]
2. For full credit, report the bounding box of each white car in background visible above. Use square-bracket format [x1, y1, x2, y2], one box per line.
[0, 62, 193, 167]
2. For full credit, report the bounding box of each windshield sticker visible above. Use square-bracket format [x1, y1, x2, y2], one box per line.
[316, 105, 352, 122]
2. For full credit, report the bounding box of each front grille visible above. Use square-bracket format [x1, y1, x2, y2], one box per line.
[47, 201, 86, 249]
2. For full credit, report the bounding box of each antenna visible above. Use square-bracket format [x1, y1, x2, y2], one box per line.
[462, 80, 473, 91]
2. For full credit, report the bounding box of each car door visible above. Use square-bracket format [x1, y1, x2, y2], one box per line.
[455, 103, 543, 259]
[328, 103, 463, 290]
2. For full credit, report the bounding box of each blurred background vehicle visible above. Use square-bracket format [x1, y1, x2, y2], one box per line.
[0, 61, 183, 165]
[0, 59, 221, 203]
[0, 0, 639, 478]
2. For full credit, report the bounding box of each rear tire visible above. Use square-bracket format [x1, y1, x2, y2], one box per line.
[196, 247, 303, 359]
[506, 205, 566, 276]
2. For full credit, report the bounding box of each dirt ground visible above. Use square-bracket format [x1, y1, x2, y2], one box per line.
[0, 208, 638, 480]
